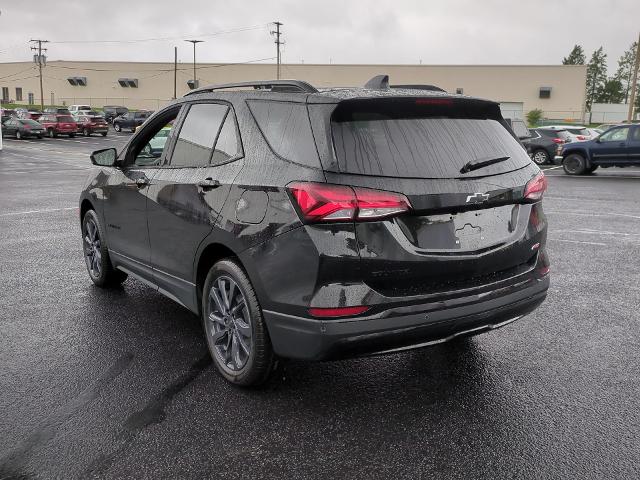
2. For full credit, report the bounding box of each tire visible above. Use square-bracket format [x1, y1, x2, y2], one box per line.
[69, 133, 76, 138]
[101, 132, 107, 137]
[37, 135, 42, 139]
[114, 123, 121, 132]
[15, 131, 22, 140]
[563, 153, 587, 175]
[202, 259, 275, 387]
[586, 165, 599, 174]
[531, 149, 550, 165]
[48, 128, 55, 138]
[83, 128, 90, 137]
[82, 210, 128, 287]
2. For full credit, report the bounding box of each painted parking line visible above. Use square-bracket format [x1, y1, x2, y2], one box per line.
[553, 228, 640, 237]
[541, 165, 563, 170]
[549, 238, 607, 246]
[546, 210, 640, 220]
[0, 206, 77, 217]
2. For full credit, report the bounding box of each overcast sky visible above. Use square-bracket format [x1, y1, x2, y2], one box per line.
[0, 0, 638, 73]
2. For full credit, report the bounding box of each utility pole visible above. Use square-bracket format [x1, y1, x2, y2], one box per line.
[30, 39, 48, 110]
[271, 22, 283, 79]
[627, 32, 640, 122]
[185, 40, 203, 89]
[173, 46, 177, 99]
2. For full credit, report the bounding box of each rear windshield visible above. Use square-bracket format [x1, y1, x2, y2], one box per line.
[567, 128, 589, 135]
[331, 100, 531, 179]
[58, 116, 74, 122]
[20, 119, 40, 126]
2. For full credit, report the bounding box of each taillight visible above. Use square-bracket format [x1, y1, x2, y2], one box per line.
[552, 138, 563, 144]
[576, 135, 586, 141]
[524, 172, 547, 201]
[308, 306, 370, 318]
[288, 182, 411, 223]
[23, 124, 31, 129]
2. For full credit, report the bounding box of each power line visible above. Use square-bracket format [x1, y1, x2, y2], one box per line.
[48, 24, 269, 44]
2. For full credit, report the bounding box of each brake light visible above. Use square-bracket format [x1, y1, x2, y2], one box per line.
[308, 306, 370, 318]
[288, 182, 411, 223]
[576, 135, 587, 141]
[524, 172, 547, 201]
[416, 98, 453, 106]
[551, 138, 564, 144]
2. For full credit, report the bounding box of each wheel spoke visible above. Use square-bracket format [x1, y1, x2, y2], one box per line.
[231, 334, 241, 369]
[210, 286, 227, 315]
[217, 278, 230, 311]
[236, 332, 250, 355]
[87, 221, 96, 241]
[235, 318, 251, 338]
[230, 297, 245, 315]
[208, 312, 225, 326]
[226, 281, 236, 311]
[211, 329, 227, 345]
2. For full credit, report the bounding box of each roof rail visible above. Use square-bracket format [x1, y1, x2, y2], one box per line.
[390, 84, 447, 93]
[185, 80, 318, 96]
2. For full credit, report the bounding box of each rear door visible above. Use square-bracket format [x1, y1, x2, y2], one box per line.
[591, 126, 630, 165]
[320, 97, 542, 297]
[146, 101, 244, 309]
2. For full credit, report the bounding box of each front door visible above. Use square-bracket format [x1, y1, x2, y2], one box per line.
[591, 126, 630, 165]
[627, 126, 640, 165]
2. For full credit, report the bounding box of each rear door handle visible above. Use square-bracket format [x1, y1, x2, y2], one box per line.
[197, 178, 221, 190]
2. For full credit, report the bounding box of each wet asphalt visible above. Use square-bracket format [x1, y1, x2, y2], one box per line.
[0, 133, 639, 479]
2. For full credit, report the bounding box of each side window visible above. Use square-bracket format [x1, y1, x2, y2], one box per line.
[247, 100, 320, 168]
[133, 107, 181, 167]
[599, 127, 629, 143]
[170, 103, 228, 167]
[211, 109, 241, 166]
[630, 127, 640, 142]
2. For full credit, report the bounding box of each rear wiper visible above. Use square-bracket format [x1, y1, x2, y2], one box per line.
[460, 156, 510, 174]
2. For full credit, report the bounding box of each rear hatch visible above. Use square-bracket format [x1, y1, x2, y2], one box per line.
[317, 96, 545, 298]
[56, 115, 77, 130]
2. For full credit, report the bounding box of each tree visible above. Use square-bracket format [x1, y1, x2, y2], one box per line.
[526, 109, 543, 126]
[563, 44, 586, 65]
[615, 41, 639, 103]
[597, 79, 624, 104]
[586, 47, 607, 110]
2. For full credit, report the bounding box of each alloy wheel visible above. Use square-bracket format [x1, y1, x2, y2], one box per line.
[532, 150, 548, 165]
[206, 276, 252, 372]
[83, 217, 102, 278]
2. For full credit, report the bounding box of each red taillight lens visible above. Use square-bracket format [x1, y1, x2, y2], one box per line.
[552, 138, 563, 144]
[288, 182, 411, 223]
[524, 172, 547, 201]
[577, 135, 586, 140]
[23, 124, 31, 129]
[308, 306, 370, 318]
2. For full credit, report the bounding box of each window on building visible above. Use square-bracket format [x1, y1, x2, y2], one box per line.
[1, 87, 8, 102]
[15, 87, 23, 102]
[539, 87, 552, 99]
[28, 93, 34, 105]
[456, 87, 464, 95]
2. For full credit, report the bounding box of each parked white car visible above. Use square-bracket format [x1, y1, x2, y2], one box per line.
[69, 105, 92, 114]
[545, 125, 593, 141]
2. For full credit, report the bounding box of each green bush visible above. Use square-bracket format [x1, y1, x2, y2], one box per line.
[526, 109, 544, 127]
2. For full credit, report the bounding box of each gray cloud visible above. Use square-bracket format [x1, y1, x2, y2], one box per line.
[0, 0, 638, 73]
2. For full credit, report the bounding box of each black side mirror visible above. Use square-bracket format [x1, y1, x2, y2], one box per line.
[90, 148, 117, 167]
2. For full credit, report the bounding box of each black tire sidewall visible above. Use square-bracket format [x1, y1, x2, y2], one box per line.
[81, 210, 126, 287]
[114, 123, 121, 132]
[202, 259, 273, 386]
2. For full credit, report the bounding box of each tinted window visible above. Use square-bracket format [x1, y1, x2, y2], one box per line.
[631, 127, 640, 142]
[599, 127, 629, 142]
[332, 114, 531, 179]
[58, 116, 74, 122]
[247, 101, 320, 168]
[511, 120, 530, 138]
[170, 103, 228, 167]
[211, 110, 241, 165]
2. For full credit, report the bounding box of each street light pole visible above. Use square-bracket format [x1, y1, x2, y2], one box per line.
[185, 40, 204, 89]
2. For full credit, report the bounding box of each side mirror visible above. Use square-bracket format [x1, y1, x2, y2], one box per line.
[90, 148, 117, 167]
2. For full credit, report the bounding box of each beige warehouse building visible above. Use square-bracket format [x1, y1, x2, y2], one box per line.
[0, 61, 587, 120]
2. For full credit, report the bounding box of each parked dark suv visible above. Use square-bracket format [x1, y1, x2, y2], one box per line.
[103, 105, 129, 124]
[112, 110, 151, 132]
[80, 77, 550, 386]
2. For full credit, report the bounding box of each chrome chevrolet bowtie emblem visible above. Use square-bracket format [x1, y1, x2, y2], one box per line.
[465, 193, 490, 204]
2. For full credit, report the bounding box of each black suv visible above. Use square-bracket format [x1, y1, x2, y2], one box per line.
[112, 110, 151, 132]
[80, 77, 550, 386]
[103, 105, 129, 124]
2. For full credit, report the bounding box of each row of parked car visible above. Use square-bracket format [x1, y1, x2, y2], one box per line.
[0, 105, 153, 139]
[509, 118, 640, 174]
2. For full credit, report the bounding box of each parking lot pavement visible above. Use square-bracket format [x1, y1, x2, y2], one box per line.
[1, 138, 639, 479]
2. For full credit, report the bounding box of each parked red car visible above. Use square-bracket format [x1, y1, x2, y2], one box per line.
[75, 114, 109, 137]
[39, 114, 78, 138]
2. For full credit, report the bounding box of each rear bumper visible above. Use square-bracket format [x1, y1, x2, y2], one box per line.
[263, 275, 549, 360]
